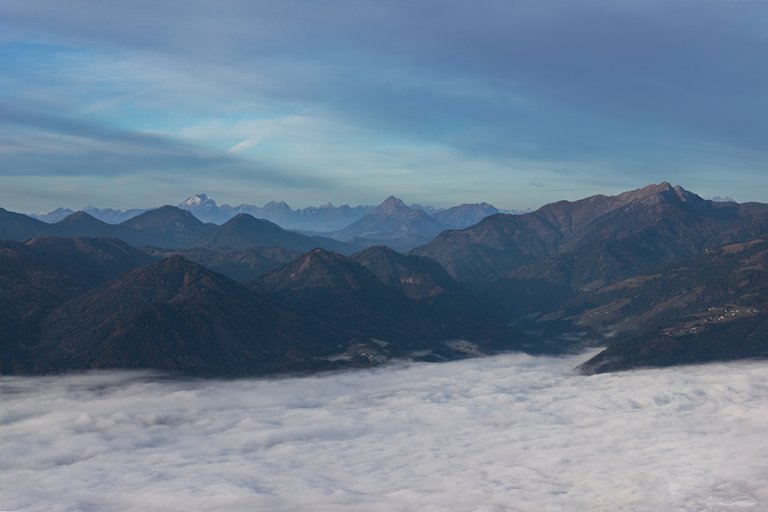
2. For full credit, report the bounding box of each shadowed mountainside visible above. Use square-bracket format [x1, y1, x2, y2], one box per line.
[254, 249, 531, 361]
[0, 237, 156, 372]
[577, 238, 768, 373]
[32, 256, 345, 375]
[145, 246, 302, 282]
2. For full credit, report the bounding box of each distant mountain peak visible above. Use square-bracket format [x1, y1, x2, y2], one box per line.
[433, 202, 500, 229]
[616, 182, 697, 206]
[180, 193, 216, 207]
[264, 200, 292, 210]
[375, 196, 409, 214]
[58, 211, 98, 223]
[333, 196, 446, 250]
[226, 212, 274, 226]
[638, 182, 673, 196]
[146, 205, 197, 219]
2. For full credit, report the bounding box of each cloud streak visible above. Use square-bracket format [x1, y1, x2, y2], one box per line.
[1, 352, 767, 511]
[1, 0, 768, 210]
[0, 104, 332, 195]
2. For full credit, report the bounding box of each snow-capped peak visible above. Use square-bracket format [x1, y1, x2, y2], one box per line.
[180, 194, 216, 207]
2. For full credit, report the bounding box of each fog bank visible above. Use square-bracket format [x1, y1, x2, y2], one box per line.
[1, 352, 767, 511]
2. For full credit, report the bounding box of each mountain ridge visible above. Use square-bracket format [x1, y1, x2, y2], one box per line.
[333, 196, 448, 251]
[413, 183, 768, 286]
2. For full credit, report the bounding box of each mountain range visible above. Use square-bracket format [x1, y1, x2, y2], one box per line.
[3, 182, 768, 376]
[30, 194, 513, 234]
[25, 195, 508, 252]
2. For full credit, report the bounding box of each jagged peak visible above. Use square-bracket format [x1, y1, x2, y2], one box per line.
[180, 193, 216, 207]
[598, 182, 707, 212]
[375, 196, 409, 214]
[616, 182, 680, 204]
[640, 182, 673, 194]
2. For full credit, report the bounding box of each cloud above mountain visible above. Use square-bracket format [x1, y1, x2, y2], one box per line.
[1, 1, 767, 210]
[1, 352, 767, 511]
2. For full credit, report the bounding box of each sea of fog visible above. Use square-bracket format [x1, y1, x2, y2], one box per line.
[1, 351, 768, 512]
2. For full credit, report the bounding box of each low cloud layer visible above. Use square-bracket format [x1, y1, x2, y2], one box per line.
[1, 352, 767, 511]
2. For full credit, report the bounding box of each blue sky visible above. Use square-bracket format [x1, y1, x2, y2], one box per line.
[1, 0, 766, 212]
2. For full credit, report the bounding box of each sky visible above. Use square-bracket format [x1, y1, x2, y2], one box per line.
[1, 0, 767, 212]
[2, 351, 768, 511]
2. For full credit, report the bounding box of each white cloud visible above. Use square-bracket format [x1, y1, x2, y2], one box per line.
[1, 352, 767, 511]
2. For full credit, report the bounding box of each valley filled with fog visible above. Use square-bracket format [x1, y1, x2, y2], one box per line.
[1, 351, 767, 512]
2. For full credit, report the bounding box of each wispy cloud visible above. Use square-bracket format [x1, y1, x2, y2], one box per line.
[1, 352, 767, 511]
[1, 0, 767, 210]
[0, 104, 332, 194]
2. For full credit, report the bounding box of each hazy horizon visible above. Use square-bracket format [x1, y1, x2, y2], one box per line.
[14, 181, 738, 218]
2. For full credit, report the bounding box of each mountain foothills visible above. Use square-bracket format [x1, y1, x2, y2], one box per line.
[2, 182, 767, 376]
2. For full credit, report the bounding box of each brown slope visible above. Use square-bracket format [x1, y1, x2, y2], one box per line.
[414, 183, 768, 287]
[578, 316, 768, 375]
[572, 238, 768, 373]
